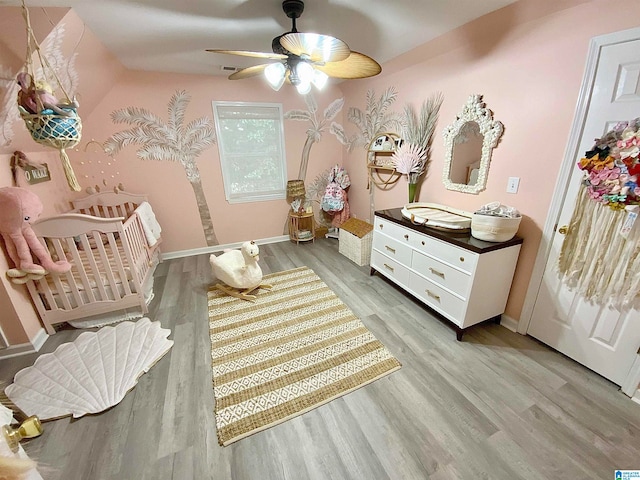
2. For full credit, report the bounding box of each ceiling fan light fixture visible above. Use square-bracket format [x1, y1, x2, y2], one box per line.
[209, 1, 382, 91]
[265, 62, 286, 90]
[295, 61, 314, 85]
[312, 69, 328, 90]
[296, 79, 312, 95]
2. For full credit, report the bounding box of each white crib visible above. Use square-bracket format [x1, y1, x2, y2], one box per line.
[25, 191, 162, 334]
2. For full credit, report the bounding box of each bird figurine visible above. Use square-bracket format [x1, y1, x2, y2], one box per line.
[210, 240, 272, 301]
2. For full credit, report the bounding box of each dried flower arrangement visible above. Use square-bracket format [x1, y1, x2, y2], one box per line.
[392, 92, 444, 184]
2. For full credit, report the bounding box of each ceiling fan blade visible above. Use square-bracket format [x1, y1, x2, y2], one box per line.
[206, 49, 287, 60]
[280, 33, 350, 63]
[314, 51, 382, 79]
[228, 64, 270, 80]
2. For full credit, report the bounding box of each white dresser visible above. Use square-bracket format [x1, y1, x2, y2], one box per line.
[370, 209, 522, 340]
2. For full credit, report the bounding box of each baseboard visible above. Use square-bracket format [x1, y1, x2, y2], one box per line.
[30, 327, 48, 352]
[499, 314, 518, 333]
[161, 235, 290, 260]
[632, 390, 640, 406]
[621, 354, 640, 397]
[0, 328, 48, 361]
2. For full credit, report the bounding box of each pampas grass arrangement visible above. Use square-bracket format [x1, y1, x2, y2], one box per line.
[400, 92, 444, 179]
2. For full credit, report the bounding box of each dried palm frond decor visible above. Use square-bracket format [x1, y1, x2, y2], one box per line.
[17, 1, 82, 191]
[393, 92, 444, 203]
[391, 143, 427, 203]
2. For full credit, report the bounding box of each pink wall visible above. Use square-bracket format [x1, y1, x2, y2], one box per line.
[79, 71, 345, 251]
[339, 0, 640, 322]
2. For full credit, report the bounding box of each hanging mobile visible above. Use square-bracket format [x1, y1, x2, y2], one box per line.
[16, 0, 82, 191]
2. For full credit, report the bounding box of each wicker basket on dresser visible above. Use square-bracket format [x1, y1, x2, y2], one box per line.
[370, 208, 523, 340]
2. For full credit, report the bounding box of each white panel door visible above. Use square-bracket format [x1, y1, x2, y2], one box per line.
[527, 33, 640, 386]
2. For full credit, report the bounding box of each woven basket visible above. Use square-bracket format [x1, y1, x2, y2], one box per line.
[20, 110, 83, 191]
[21, 111, 82, 149]
[339, 218, 373, 266]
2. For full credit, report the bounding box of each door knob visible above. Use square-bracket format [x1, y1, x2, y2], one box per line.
[558, 225, 568, 235]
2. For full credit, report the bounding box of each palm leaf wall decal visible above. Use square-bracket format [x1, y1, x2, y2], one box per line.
[167, 90, 189, 132]
[284, 110, 312, 122]
[324, 98, 344, 122]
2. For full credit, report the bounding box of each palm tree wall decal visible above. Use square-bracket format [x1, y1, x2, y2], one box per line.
[330, 86, 404, 152]
[283, 94, 344, 234]
[284, 93, 345, 182]
[104, 90, 219, 246]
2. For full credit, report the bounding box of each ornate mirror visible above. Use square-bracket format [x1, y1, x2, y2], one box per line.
[442, 94, 503, 194]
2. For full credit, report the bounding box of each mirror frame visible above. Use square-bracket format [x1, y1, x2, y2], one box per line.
[442, 94, 504, 194]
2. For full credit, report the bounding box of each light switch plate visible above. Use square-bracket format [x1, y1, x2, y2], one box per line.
[507, 177, 520, 193]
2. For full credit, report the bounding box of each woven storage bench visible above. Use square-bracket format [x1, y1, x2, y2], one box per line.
[339, 218, 373, 266]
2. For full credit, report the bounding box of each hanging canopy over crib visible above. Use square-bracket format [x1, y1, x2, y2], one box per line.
[16, 1, 82, 191]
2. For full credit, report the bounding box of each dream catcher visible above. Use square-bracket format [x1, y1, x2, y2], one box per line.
[16, 1, 82, 191]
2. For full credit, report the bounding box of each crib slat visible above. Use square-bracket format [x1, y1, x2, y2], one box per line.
[53, 237, 90, 309]
[94, 232, 126, 300]
[74, 234, 103, 303]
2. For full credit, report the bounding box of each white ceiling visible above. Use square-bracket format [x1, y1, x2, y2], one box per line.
[9, 0, 519, 76]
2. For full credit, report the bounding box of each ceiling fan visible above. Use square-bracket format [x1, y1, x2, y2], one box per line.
[206, 0, 381, 94]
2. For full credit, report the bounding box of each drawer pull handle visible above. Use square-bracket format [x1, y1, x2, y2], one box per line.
[429, 267, 445, 278]
[421, 241, 425, 246]
[404, 234, 409, 240]
[383, 263, 395, 272]
[379, 224, 383, 229]
[385, 245, 396, 254]
[426, 290, 441, 302]
[459, 257, 465, 262]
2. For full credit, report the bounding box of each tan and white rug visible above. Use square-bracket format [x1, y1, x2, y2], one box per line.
[208, 266, 401, 446]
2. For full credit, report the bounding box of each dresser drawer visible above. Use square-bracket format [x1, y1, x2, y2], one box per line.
[371, 250, 410, 286]
[409, 234, 477, 274]
[408, 273, 465, 327]
[411, 250, 471, 298]
[372, 231, 413, 266]
[374, 216, 414, 242]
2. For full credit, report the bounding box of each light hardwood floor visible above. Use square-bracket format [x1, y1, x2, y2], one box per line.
[1, 238, 639, 480]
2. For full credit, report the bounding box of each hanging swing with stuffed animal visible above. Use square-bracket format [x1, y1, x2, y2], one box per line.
[16, 0, 82, 191]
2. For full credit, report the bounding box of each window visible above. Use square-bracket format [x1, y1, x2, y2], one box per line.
[212, 102, 287, 203]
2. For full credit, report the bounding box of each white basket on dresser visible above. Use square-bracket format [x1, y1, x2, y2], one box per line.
[370, 208, 522, 340]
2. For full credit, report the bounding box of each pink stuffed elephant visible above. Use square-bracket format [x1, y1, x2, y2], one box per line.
[0, 187, 71, 281]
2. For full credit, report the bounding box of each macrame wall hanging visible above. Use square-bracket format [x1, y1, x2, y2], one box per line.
[558, 118, 640, 308]
[16, 1, 82, 191]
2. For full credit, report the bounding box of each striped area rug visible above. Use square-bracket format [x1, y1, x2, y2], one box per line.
[207, 266, 402, 446]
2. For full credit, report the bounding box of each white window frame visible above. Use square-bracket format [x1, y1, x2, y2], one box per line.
[212, 101, 287, 204]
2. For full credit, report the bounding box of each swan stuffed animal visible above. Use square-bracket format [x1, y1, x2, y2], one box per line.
[210, 241, 272, 301]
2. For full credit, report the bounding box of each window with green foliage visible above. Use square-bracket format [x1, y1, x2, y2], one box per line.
[212, 102, 287, 203]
